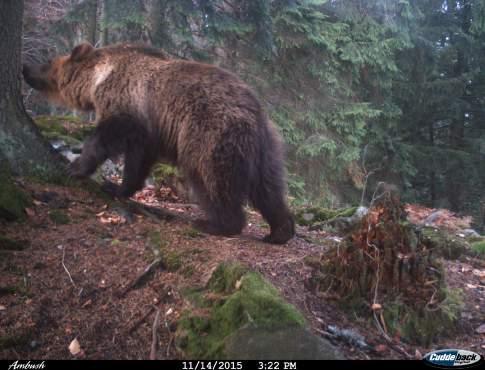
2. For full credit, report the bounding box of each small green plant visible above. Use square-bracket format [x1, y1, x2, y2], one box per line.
[471, 240, 485, 256]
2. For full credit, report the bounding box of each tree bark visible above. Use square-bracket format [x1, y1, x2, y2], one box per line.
[0, 0, 65, 180]
[86, 0, 98, 46]
[146, 0, 169, 49]
[97, 0, 109, 46]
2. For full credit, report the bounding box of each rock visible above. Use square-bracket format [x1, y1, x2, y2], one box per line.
[354, 206, 369, 219]
[458, 229, 481, 238]
[424, 210, 445, 225]
[100, 159, 123, 178]
[225, 327, 344, 360]
[175, 263, 344, 359]
[50, 139, 69, 151]
[476, 324, 485, 334]
[60, 149, 80, 163]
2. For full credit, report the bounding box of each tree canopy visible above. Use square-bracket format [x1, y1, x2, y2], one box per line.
[22, 0, 485, 225]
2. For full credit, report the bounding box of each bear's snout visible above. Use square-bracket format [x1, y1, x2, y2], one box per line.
[22, 64, 48, 91]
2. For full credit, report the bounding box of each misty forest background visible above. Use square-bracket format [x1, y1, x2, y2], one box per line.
[21, 0, 485, 229]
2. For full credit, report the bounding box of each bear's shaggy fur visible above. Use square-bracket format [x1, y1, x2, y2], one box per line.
[23, 43, 295, 244]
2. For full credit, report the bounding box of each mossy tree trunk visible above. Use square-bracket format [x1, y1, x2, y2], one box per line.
[0, 0, 65, 180]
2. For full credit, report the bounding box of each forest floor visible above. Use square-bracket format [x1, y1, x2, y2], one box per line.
[0, 180, 484, 360]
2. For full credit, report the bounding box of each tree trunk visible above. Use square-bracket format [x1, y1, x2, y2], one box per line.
[146, 0, 169, 49]
[97, 0, 109, 46]
[0, 0, 65, 180]
[86, 0, 98, 46]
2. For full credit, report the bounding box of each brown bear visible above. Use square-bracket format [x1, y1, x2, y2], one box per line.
[23, 43, 295, 244]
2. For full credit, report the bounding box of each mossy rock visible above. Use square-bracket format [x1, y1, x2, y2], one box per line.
[0, 163, 31, 222]
[176, 262, 342, 359]
[295, 206, 357, 227]
[224, 327, 344, 360]
[421, 227, 471, 259]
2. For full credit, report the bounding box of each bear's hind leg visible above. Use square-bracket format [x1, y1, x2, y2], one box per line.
[190, 175, 246, 236]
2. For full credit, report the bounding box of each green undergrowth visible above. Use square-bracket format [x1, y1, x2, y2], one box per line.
[295, 206, 357, 226]
[0, 162, 31, 222]
[34, 115, 95, 145]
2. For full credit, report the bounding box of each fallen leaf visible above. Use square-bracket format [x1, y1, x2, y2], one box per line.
[375, 344, 387, 353]
[235, 279, 242, 290]
[415, 349, 423, 360]
[69, 338, 81, 355]
[25, 208, 35, 217]
[371, 303, 382, 311]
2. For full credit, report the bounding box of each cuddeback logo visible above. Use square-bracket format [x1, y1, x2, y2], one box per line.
[424, 349, 484, 368]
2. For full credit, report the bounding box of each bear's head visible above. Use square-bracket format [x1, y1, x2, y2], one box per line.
[23, 43, 95, 106]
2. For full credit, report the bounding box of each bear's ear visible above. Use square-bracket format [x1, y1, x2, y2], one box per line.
[70, 43, 94, 62]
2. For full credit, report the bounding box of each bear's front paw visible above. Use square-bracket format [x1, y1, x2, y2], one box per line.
[101, 181, 121, 198]
[68, 159, 90, 179]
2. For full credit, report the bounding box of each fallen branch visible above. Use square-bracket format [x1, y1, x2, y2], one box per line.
[117, 258, 163, 297]
[150, 307, 161, 360]
[124, 199, 180, 222]
[61, 246, 77, 289]
[128, 306, 156, 334]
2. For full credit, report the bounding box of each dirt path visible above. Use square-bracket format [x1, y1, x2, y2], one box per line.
[1, 182, 484, 360]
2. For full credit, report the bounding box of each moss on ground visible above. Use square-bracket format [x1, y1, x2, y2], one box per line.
[421, 227, 470, 259]
[0, 283, 31, 297]
[295, 206, 357, 226]
[0, 329, 34, 350]
[151, 163, 179, 186]
[176, 262, 306, 359]
[381, 288, 463, 346]
[0, 162, 31, 221]
[49, 210, 70, 225]
[181, 227, 203, 239]
[147, 230, 183, 271]
[0, 236, 29, 251]
[471, 240, 485, 256]
[34, 115, 95, 145]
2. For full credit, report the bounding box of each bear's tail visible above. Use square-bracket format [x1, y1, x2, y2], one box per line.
[249, 119, 295, 244]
